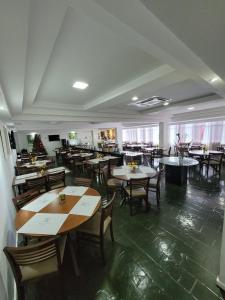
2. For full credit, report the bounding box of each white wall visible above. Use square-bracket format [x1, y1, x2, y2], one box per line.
[0, 124, 17, 300]
[15, 129, 94, 155]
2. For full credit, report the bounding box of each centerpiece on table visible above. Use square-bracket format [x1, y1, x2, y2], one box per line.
[39, 164, 47, 176]
[128, 161, 138, 172]
[30, 153, 37, 165]
[202, 144, 208, 153]
[96, 152, 104, 159]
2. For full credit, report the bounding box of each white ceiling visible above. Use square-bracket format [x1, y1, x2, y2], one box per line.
[1, 0, 225, 131]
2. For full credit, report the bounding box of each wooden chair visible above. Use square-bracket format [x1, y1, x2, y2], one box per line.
[102, 165, 123, 199]
[12, 189, 40, 211]
[74, 177, 93, 187]
[46, 161, 55, 169]
[93, 160, 109, 183]
[47, 171, 66, 191]
[200, 152, 223, 176]
[17, 167, 39, 175]
[3, 236, 66, 300]
[26, 176, 47, 193]
[76, 192, 116, 265]
[124, 178, 150, 216]
[164, 147, 171, 157]
[148, 168, 164, 208]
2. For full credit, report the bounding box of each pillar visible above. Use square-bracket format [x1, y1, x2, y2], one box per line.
[159, 122, 169, 150]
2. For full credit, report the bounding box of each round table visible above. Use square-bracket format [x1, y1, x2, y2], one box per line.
[159, 157, 198, 185]
[189, 150, 223, 157]
[112, 165, 156, 181]
[15, 187, 101, 235]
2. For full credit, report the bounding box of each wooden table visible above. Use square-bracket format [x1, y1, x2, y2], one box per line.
[86, 156, 118, 165]
[112, 165, 156, 181]
[15, 186, 101, 275]
[12, 167, 71, 195]
[18, 160, 51, 168]
[189, 150, 223, 157]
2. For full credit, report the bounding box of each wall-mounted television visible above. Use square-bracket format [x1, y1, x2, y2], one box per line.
[48, 135, 60, 142]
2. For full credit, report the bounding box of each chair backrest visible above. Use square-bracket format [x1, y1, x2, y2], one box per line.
[100, 192, 116, 236]
[12, 189, 40, 211]
[209, 152, 223, 164]
[17, 166, 39, 175]
[74, 177, 93, 187]
[129, 177, 149, 197]
[108, 158, 119, 174]
[3, 237, 61, 285]
[153, 149, 163, 157]
[46, 161, 56, 169]
[154, 167, 164, 188]
[47, 171, 65, 189]
[26, 176, 47, 192]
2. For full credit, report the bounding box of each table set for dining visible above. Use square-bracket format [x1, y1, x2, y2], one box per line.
[15, 186, 101, 275]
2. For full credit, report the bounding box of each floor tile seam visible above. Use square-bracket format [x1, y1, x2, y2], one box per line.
[156, 223, 211, 251]
[123, 233, 196, 298]
[191, 278, 222, 299]
[186, 256, 219, 278]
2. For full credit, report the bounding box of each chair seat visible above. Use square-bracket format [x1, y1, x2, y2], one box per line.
[21, 256, 58, 281]
[77, 212, 111, 236]
[149, 178, 157, 188]
[201, 160, 220, 165]
[21, 236, 66, 282]
[107, 178, 122, 187]
[124, 187, 146, 197]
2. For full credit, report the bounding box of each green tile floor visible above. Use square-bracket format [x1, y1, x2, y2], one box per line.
[26, 166, 225, 300]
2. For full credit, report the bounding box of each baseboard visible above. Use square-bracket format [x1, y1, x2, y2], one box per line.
[216, 276, 225, 291]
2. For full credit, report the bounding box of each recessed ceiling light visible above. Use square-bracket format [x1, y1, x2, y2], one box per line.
[163, 101, 169, 106]
[187, 106, 195, 110]
[132, 96, 138, 101]
[210, 77, 219, 83]
[0, 106, 4, 110]
[72, 81, 89, 90]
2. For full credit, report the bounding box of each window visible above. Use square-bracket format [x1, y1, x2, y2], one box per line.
[122, 126, 159, 144]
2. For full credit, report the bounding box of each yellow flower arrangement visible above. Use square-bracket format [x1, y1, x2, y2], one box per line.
[128, 161, 138, 171]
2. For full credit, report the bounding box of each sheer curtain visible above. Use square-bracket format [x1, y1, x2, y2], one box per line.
[169, 121, 225, 148]
[122, 126, 159, 144]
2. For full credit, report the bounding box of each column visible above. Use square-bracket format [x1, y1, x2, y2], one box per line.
[159, 121, 169, 150]
[116, 126, 123, 151]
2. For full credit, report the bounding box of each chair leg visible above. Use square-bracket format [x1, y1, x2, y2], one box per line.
[129, 198, 133, 216]
[156, 189, 160, 208]
[144, 197, 149, 212]
[100, 238, 105, 265]
[110, 222, 114, 242]
[17, 284, 25, 300]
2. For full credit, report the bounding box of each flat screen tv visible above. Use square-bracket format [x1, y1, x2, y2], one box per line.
[48, 134, 60, 142]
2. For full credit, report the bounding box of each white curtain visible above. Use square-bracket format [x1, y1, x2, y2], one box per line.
[122, 126, 159, 144]
[169, 121, 225, 148]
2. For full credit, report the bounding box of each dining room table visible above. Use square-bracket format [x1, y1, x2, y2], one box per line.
[86, 155, 118, 165]
[112, 165, 156, 181]
[159, 157, 198, 185]
[18, 159, 52, 168]
[12, 166, 71, 195]
[188, 150, 223, 157]
[15, 186, 101, 275]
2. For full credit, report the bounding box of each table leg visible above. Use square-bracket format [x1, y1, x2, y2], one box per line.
[67, 232, 80, 276]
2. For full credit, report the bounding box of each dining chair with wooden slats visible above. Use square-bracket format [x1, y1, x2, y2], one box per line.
[3, 236, 66, 300]
[47, 171, 66, 191]
[76, 192, 116, 265]
[74, 177, 93, 187]
[26, 176, 48, 193]
[12, 189, 40, 211]
[124, 177, 150, 216]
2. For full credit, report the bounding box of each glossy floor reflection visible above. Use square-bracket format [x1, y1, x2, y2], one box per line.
[26, 166, 225, 300]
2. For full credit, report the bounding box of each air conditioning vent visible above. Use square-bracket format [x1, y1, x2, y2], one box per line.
[129, 96, 171, 107]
